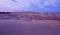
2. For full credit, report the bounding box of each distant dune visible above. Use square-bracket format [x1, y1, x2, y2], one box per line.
[0, 12, 60, 20]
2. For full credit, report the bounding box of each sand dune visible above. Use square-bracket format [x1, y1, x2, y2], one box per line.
[0, 12, 60, 20]
[0, 12, 60, 35]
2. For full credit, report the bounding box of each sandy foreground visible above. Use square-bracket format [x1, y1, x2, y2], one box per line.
[0, 20, 60, 26]
[0, 20, 60, 35]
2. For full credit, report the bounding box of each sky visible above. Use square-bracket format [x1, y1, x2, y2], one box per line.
[0, 0, 60, 13]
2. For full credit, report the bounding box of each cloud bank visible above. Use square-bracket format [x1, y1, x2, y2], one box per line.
[0, 0, 60, 12]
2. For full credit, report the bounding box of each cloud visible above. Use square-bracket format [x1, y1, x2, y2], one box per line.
[32, 0, 58, 8]
[0, 0, 31, 12]
[44, 0, 58, 7]
[0, 0, 59, 12]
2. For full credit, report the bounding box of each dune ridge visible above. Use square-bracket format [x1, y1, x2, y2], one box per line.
[0, 12, 60, 20]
